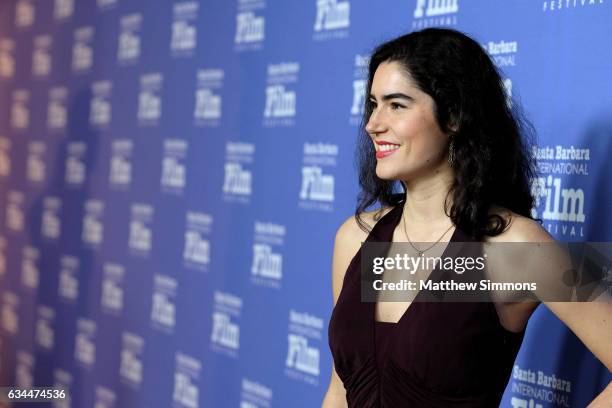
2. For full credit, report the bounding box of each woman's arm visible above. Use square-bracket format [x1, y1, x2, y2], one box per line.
[495, 213, 612, 405]
[321, 214, 370, 408]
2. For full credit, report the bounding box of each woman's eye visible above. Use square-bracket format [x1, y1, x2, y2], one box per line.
[390, 102, 404, 110]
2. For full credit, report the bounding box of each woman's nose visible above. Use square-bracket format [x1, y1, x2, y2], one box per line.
[366, 109, 385, 134]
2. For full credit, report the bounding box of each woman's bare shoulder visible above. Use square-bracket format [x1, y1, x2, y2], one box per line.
[336, 206, 394, 244]
[487, 205, 554, 243]
[331, 206, 395, 303]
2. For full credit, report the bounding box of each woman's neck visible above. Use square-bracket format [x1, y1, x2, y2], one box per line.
[401, 167, 454, 227]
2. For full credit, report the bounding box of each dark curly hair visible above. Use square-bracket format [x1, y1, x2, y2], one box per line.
[356, 28, 537, 240]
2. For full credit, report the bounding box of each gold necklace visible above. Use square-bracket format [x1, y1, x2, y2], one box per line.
[401, 213, 455, 257]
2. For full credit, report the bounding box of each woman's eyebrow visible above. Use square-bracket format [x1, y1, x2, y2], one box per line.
[369, 93, 414, 101]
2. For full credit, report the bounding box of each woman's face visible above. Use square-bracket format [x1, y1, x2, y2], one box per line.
[366, 61, 451, 182]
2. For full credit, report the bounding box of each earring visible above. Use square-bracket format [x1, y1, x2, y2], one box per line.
[448, 138, 456, 167]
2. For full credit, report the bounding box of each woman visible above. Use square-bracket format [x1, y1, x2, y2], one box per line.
[322, 28, 612, 407]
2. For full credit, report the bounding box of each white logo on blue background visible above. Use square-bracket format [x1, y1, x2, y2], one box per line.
[35, 306, 55, 350]
[26, 141, 46, 183]
[11, 89, 30, 130]
[0, 138, 11, 177]
[210, 291, 242, 358]
[21, 246, 40, 290]
[15, 0, 35, 29]
[313, 0, 350, 40]
[6, 190, 25, 232]
[138, 73, 163, 125]
[90, 80, 112, 127]
[161, 139, 188, 194]
[54, 0, 74, 21]
[0, 39, 15, 79]
[42, 197, 62, 240]
[59, 256, 79, 303]
[150, 274, 177, 333]
[120, 332, 144, 388]
[183, 212, 212, 271]
[1, 292, 19, 335]
[32, 35, 52, 77]
[75, 318, 96, 368]
[285, 310, 323, 384]
[118, 14, 142, 64]
[47, 87, 68, 130]
[82, 199, 104, 247]
[173, 352, 201, 408]
[171, 2, 199, 56]
[413, 0, 459, 29]
[109, 139, 133, 190]
[223, 142, 254, 203]
[101, 263, 125, 315]
[129, 204, 154, 255]
[72, 26, 94, 72]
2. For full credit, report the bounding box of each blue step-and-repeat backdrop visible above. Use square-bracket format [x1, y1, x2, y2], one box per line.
[0, 0, 611, 407]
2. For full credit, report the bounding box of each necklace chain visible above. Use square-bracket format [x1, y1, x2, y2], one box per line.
[401, 212, 455, 257]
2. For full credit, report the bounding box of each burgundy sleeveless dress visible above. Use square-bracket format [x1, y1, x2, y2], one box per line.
[328, 197, 525, 407]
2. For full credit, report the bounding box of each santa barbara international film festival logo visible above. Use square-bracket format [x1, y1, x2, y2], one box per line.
[129, 203, 154, 256]
[32, 34, 52, 78]
[82, 199, 104, 248]
[483, 39, 519, 69]
[53, 370, 73, 406]
[234, 0, 266, 51]
[100, 262, 125, 316]
[263, 62, 299, 127]
[47, 87, 68, 131]
[15, 351, 34, 388]
[531, 144, 589, 237]
[285, 309, 322, 386]
[240, 378, 273, 407]
[35, 305, 55, 351]
[172, 351, 202, 408]
[0, 39, 16, 79]
[26, 141, 46, 184]
[118, 13, 142, 64]
[210, 291, 241, 358]
[72, 26, 94, 73]
[54, 0, 74, 21]
[1, 291, 19, 336]
[251, 220, 285, 289]
[109, 139, 133, 190]
[21, 246, 40, 291]
[65, 141, 87, 187]
[75, 318, 97, 369]
[90, 80, 112, 128]
[171, 1, 199, 57]
[313, 0, 350, 41]
[138, 73, 163, 126]
[299, 142, 337, 212]
[58, 255, 79, 304]
[183, 211, 212, 272]
[150, 274, 177, 333]
[509, 364, 573, 408]
[412, 0, 459, 30]
[119, 332, 144, 389]
[223, 141, 254, 204]
[160, 139, 188, 195]
[0, 138, 11, 179]
[11, 89, 30, 131]
[194, 69, 223, 126]
[349, 53, 368, 126]
[94, 386, 117, 408]
[14, 0, 35, 29]
[41, 197, 61, 240]
[6, 190, 25, 233]
[542, 0, 605, 13]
